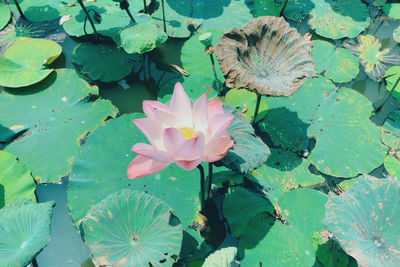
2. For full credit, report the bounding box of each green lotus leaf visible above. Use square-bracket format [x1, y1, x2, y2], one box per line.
[0, 69, 117, 183]
[203, 247, 238, 267]
[0, 151, 36, 209]
[383, 3, 400, 19]
[344, 34, 400, 81]
[381, 109, 400, 150]
[337, 178, 357, 192]
[68, 114, 244, 261]
[82, 189, 182, 266]
[283, 0, 314, 21]
[323, 175, 400, 266]
[364, 0, 387, 6]
[216, 103, 270, 173]
[62, 0, 147, 40]
[384, 150, 399, 178]
[264, 76, 388, 177]
[308, 0, 370, 39]
[312, 40, 359, 83]
[224, 89, 268, 123]
[152, 0, 253, 38]
[251, 0, 283, 17]
[258, 107, 309, 152]
[179, 30, 223, 95]
[246, 148, 325, 206]
[238, 188, 327, 266]
[72, 43, 137, 83]
[223, 187, 273, 238]
[0, 3, 10, 31]
[0, 17, 65, 55]
[0, 198, 54, 267]
[394, 25, 400, 44]
[0, 123, 26, 144]
[312, 231, 349, 267]
[384, 66, 400, 101]
[0, 38, 62, 88]
[120, 19, 168, 54]
[215, 16, 315, 96]
[9, 0, 68, 22]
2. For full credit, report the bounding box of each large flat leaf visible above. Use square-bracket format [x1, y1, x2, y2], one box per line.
[0, 69, 117, 183]
[384, 151, 400, 178]
[0, 3, 10, 30]
[203, 247, 238, 267]
[246, 148, 325, 206]
[0, 199, 54, 267]
[323, 175, 400, 266]
[382, 3, 400, 19]
[238, 189, 327, 266]
[381, 109, 400, 150]
[9, 0, 68, 22]
[68, 114, 237, 261]
[82, 189, 182, 266]
[0, 38, 62, 88]
[216, 103, 270, 173]
[312, 40, 359, 83]
[264, 76, 388, 178]
[0, 151, 36, 209]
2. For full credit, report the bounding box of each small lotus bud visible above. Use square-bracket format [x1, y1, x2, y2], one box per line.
[198, 32, 213, 47]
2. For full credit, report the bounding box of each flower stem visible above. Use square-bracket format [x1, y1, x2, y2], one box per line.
[197, 164, 205, 210]
[207, 163, 213, 199]
[143, 0, 148, 13]
[77, 0, 99, 39]
[12, 0, 26, 19]
[279, 0, 289, 17]
[161, 0, 167, 33]
[209, 54, 221, 96]
[120, 1, 136, 23]
[375, 75, 400, 113]
[252, 94, 262, 124]
[32, 258, 39, 267]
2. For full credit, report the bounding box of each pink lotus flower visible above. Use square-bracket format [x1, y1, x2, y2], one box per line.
[127, 83, 234, 179]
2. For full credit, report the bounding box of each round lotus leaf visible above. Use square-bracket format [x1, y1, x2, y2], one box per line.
[0, 17, 65, 55]
[0, 151, 36, 209]
[251, 0, 282, 17]
[312, 231, 349, 267]
[383, 3, 400, 19]
[0, 69, 117, 183]
[384, 66, 400, 102]
[323, 175, 400, 266]
[0, 198, 54, 267]
[179, 30, 224, 95]
[67, 114, 242, 261]
[394, 25, 400, 44]
[337, 178, 357, 192]
[215, 103, 270, 173]
[265, 76, 388, 178]
[72, 43, 136, 83]
[381, 109, 400, 150]
[120, 19, 168, 54]
[0, 38, 61, 88]
[246, 149, 325, 206]
[223, 187, 273, 238]
[0, 3, 10, 31]
[152, 0, 253, 38]
[283, 0, 314, 21]
[312, 40, 359, 83]
[82, 189, 182, 266]
[308, 0, 370, 39]
[62, 0, 133, 39]
[238, 188, 327, 266]
[384, 151, 399, 178]
[203, 247, 238, 267]
[9, 0, 68, 22]
[344, 34, 400, 81]
[224, 89, 268, 122]
[215, 16, 315, 96]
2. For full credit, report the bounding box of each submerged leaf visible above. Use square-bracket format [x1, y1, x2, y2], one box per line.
[0, 199, 54, 267]
[344, 35, 400, 81]
[82, 189, 182, 266]
[0, 38, 62, 88]
[215, 16, 315, 96]
[323, 175, 400, 266]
